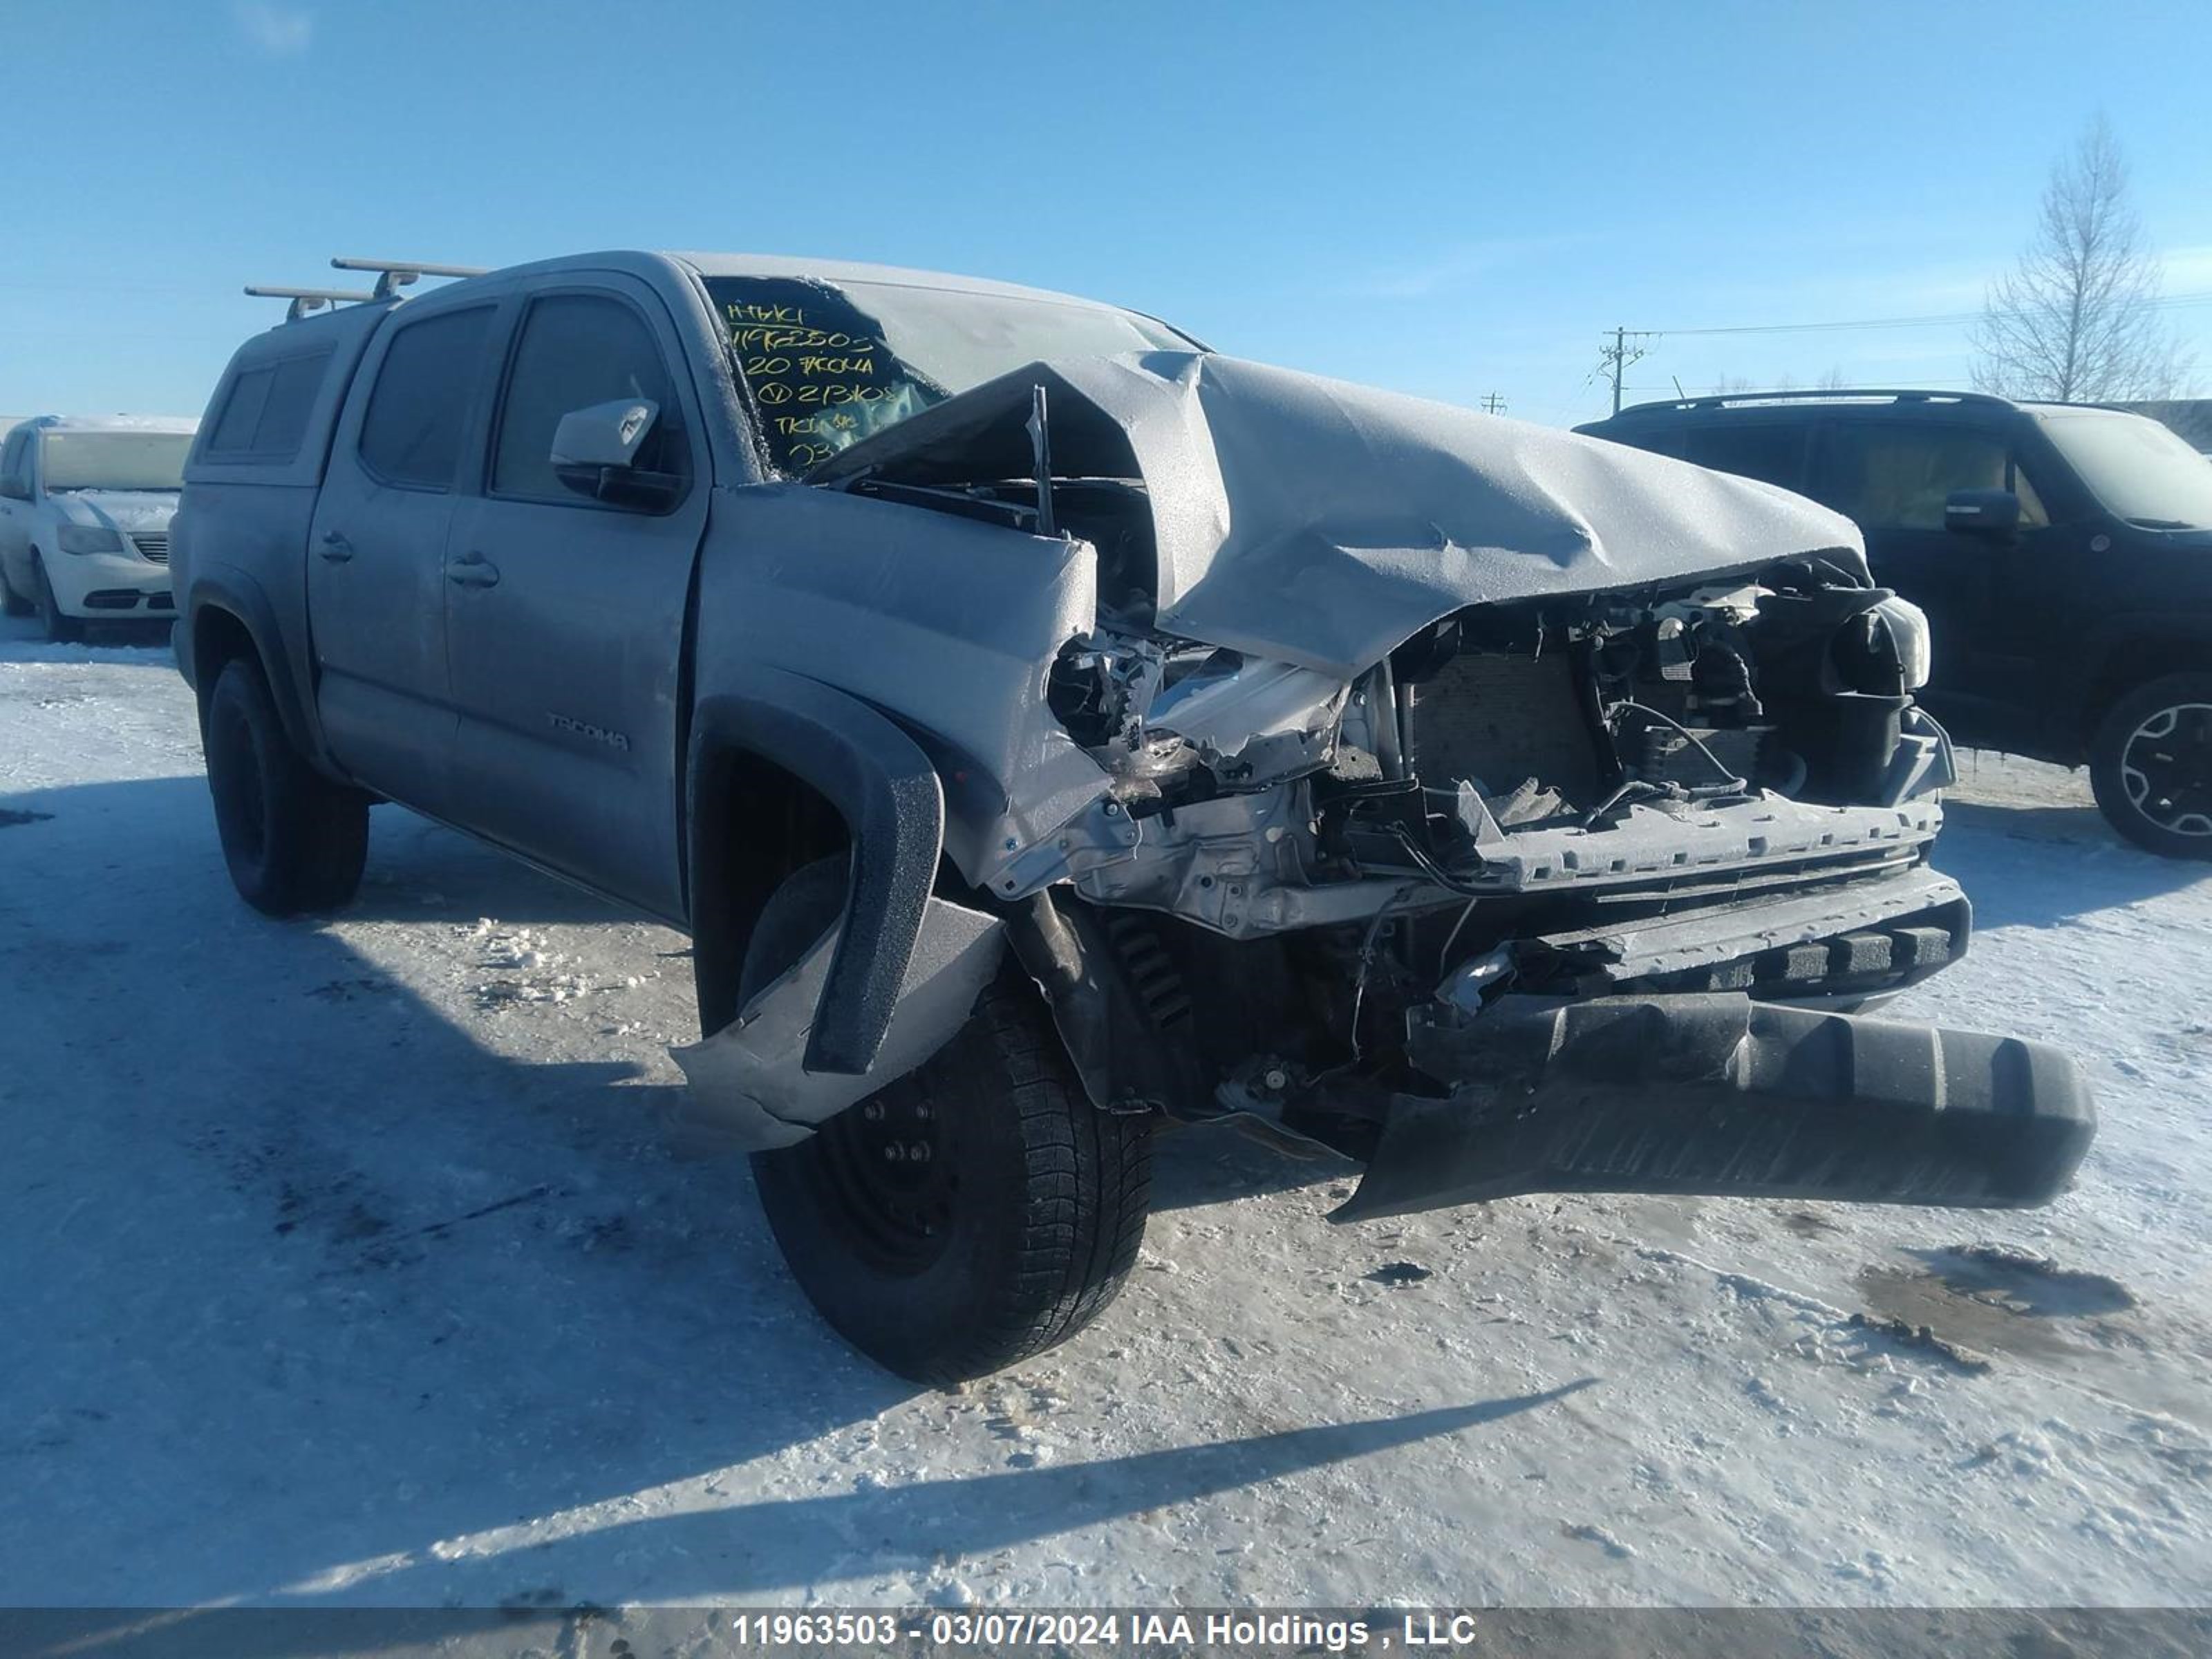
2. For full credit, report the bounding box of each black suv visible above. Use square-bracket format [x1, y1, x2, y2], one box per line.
[1579, 390, 2212, 857]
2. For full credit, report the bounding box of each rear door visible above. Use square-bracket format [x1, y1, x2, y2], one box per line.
[1808, 418, 2049, 748]
[442, 276, 709, 921]
[308, 297, 503, 812]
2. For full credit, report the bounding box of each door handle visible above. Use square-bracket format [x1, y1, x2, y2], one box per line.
[319, 529, 353, 563]
[446, 552, 500, 589]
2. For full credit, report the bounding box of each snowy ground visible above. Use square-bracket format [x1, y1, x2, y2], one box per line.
[3, 615, 2210, 1615]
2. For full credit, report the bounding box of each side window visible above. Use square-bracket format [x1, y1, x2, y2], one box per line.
[1683, 422, 1806, 489]
[358, 306, 495, 489]
[1816, 424, 2019, 532]
[491, 293, 689, 504]
[205, 350, 332, 461]
[0, 428, 24, 484]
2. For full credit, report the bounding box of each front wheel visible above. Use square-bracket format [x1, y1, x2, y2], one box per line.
[30, 554, 82, 644]
[203, 657, 371, 914]
[2090, 673, 2212, 860]
[743, 859, 1153, 1384]
[0, 557, 30, 617]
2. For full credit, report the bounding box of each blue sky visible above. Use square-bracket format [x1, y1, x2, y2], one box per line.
[8, 0, 2209, 427]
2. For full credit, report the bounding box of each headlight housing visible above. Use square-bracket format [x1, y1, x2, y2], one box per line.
[56, 523, 124, 556]
[1872, 594, 1932, 691]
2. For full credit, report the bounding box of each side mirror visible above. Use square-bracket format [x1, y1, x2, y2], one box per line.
[0, 473, 30, 501]
[550, 398, 679, 509]
[1944, 487, 2021, 535]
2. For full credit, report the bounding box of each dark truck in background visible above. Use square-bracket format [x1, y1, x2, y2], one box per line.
[171, 254, 2093, 1382]
[1578, 390, 2212, 857]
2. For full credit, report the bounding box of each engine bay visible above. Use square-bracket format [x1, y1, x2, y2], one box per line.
[1040, 550, 1951, 925]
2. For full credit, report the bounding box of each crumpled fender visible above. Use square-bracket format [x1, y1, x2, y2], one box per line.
[671, 896, 1004, 1152]
[686, 665, 944, 1076]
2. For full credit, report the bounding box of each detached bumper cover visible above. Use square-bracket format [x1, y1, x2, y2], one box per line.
[1334, 993, 2094, 1222]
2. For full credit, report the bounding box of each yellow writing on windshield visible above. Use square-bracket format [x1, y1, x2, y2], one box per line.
[726, 300, 896, 467]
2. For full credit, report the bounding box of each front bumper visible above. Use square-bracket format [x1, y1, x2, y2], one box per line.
[1334, 993, 2094, 1222]
[49, 550, 172, 617]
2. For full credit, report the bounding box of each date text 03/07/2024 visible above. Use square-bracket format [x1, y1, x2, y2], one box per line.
[752, 1609, 1490, 1651]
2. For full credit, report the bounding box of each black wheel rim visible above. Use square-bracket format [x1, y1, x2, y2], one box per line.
[2121, 702, 2212, 838]
[809, 1090, 955, 1275]
[211, 700, 269, 865]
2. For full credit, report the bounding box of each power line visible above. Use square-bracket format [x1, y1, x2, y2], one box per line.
[1644, 288, 2212, 339]
[1479, 391, 1508, 414]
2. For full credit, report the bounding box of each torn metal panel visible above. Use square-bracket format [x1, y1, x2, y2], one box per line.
[812, 352, 1871, 679]
[1145, 657, 1349, 784]
[669, 897, 1005, 1154]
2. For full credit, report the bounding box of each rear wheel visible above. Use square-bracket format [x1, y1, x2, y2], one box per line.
[744, 859, 1152, 1384]
[203, 657, 371, 914]
[30, 554, 82, 644]
[2090, 674, 2212, 861]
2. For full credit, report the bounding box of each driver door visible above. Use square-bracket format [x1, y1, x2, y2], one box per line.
[442, 279, 709, 922]
[1811, 418, 2047, 751]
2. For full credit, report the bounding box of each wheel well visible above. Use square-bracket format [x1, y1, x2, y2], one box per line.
[191, 606, 262, 723]
[2083, 639, 2212, 747]
[690, 747, 852, 1036]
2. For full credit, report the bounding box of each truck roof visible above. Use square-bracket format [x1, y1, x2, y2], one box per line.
[17, 413, 200, 434]
[240, 252, 1192, 346]
[666, 251, 1154, 317]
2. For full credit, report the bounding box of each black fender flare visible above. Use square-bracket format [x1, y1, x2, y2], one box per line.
[688, 666, 946, 1076]
[182, 566, 328, 767]
[2067, 614, 2212, 739]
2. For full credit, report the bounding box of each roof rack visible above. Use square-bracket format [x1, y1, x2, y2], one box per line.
[330, 256, 489, 299]
[243, 284, 382, 322]
[1611, 387, 2019, 419]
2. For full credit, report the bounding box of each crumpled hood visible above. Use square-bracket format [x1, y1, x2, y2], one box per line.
[812, 351, 1869, 677]
[50, 489, 179, 536]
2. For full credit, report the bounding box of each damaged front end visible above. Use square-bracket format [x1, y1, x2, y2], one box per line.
[684, 349, 2093, 1219]
[1018, 567, 2090, 1218]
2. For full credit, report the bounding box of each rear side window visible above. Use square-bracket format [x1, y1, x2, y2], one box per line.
[1817, 424, 2018, 531]
[358, 306, 495, 489]
[491, 292, 689, 503]
[1684, 422, 1807, 490]
[205, 350, 332, 460]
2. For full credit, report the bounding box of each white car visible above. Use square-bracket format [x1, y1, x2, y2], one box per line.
[0, 415, 198, 640]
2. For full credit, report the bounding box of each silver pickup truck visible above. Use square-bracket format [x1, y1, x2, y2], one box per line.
[174, 252, 2093, 1382]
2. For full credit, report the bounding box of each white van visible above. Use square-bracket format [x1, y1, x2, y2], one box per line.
[0, 415, 198, 639]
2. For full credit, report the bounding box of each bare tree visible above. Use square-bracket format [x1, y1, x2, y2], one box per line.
[1972, 115, 2191, 401]
[1817, 366, 1850, 391]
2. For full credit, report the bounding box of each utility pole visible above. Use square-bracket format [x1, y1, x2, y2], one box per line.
[1597, 326, 1651, 415]
[1479, 392, 1508, 415]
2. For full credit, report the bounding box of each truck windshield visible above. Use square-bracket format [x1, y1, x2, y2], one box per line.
[41, 431, 192, 492]
[704, 274, 1192, 474]
[2038, 411, 2212, 530]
